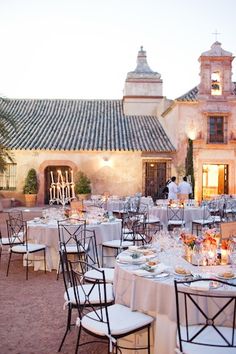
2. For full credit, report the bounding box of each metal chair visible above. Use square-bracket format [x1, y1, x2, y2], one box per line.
[167, 205, 185, 231]
[70, 259, 153, 354]
[174, 278, 236, 354]
[58, 248, 114, 352]
[56, 218, 86, 279]
[6, 219, 46, 280]
[192, 203, 214, 235]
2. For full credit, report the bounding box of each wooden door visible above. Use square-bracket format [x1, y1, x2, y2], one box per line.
[145, 162, 166, 201]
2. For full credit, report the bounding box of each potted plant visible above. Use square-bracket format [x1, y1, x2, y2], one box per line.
[23, 168, 39, 207]
[74, 171, 91, 200]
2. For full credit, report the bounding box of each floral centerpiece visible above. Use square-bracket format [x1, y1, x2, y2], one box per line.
[180, 232, 198, 250]
[202, 228, 220, 247]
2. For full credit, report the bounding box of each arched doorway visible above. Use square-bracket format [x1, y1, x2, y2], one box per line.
[44, 165, 72, 204]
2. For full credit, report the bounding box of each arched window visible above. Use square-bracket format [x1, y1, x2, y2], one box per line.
[211, 71, 222, 95]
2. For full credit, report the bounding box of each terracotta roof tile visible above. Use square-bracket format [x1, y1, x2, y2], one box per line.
[1, 99, 175, 152]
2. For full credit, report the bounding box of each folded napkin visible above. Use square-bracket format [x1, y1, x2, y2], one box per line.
[190, 281, 210, 291]
[132, 263, 168, 277]
[117, 254, 145, 263]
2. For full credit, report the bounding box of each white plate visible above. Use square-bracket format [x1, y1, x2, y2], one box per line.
[174, 271, 192, 277]
[117, 257, 146, 265]
[143, 271, 170, 279]
[216, 273, 236, 280]
[184, 280, 222, 289]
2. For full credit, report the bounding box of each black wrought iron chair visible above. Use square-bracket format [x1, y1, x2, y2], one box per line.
[70, 259, 154, 354]
[6, 219, 46, 280]
[101, 213, 134, 267]
[58, 252, 114, 352]
[75, 228, 115, 283]
[167, 205, 185, 231]
[174, 278, 236, 354]
[192, 203, 214, 235]
[57, 218, 86, 279]
[224, 198, 236, 221]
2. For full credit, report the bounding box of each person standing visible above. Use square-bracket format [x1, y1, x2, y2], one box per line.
[168, 176, 178, 200]
[178, 176, 192, 200]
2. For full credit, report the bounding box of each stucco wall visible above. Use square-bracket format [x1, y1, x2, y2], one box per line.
[8, 149, 143, 205]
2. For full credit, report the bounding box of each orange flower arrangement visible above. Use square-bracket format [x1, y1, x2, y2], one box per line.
[221, 239, 231, 250]
[203, 228, 220, 247]
[180, 232, 197, 250]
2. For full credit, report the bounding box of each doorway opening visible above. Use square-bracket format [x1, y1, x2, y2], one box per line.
[202, 164, 228, 200]
[144, 161, 171, 201]
[44, 165, 72, 204]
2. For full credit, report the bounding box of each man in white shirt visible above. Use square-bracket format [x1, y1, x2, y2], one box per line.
[178, 176, 192, 200]
[167, 176, 178, 200]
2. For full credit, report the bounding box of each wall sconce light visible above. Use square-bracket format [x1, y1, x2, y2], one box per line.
[102, 156, 111, 167]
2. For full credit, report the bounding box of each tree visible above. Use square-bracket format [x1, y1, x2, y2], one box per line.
[185, 138, 195, 198]
[0, 97, 16, 172]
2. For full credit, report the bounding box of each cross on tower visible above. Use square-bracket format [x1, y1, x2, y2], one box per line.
[212, 29, 221, 41]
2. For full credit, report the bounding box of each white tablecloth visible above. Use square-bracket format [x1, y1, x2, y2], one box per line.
[27, 219, 121, 271]
[114, 251, 236, 354]
[149, 206, 204, 229]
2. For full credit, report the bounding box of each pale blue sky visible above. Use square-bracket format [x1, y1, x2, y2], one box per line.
[0, 0, 235, 100]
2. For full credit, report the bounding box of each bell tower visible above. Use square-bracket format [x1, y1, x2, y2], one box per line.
[123, 46, 163, 115]
[198, 41, 234, 98]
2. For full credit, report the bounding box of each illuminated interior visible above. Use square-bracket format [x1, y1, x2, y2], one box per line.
[202, 164, 227, 199]
[211, 71, 222, 95]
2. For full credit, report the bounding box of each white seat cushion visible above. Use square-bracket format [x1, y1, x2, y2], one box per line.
[177, 324, 236, 353]
[64, 243, 88, 254]
[85, 268, 114, 283]
[64, 283, 114, 304]
[192, 219, 214, 225]
[124, 233, 145, 241]
[168, 220, 185, 225]
[1, 232, 24, 245]
[11, 243, 46, 253]
[102, 240, 133, 248]
[146, 218, 160, 223]
[82, 303, 153, 336]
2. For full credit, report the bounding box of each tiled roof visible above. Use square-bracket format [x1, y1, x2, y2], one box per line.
[176, 82, 236, 102]
[176, 86, 199, 102]
[0, 99, 175, 152]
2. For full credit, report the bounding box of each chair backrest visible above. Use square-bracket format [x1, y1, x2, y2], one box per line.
[57, 218, 86, 246]
[69, 259, 111, 332]
[8, 210, 24, 223]
[167, 206, 184, 221]
[6, 218, 26, 247]
[174, 278, 236, 351]
[76, 228, 100, 268]
[143, 221, 161, 243]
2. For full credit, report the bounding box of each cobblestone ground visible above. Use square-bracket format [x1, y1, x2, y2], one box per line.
[0, 252, 107, 354]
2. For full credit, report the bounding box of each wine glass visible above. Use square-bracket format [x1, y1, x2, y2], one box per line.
[192, 243, 202, 271]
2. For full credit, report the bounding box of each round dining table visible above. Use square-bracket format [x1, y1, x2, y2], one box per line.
[27, 218, 121, 271]
[114, 246, 236, 354]
[148, 206, 205, 229]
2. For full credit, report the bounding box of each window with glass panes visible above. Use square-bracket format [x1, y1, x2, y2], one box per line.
[0, 164, 17, 190]
[208, 116, 226, 143]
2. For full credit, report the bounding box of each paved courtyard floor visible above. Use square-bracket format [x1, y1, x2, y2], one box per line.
[0, 251, 107, 354]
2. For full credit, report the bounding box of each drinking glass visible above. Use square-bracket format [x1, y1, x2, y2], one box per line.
[192, 244, 202, 270]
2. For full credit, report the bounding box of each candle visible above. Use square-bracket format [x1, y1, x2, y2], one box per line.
[49, 187, 52, 201]
[65, 170, 68, 183]
[71, 170, 74, 183]
[67, 185, 70, 199]
[50, 171, 54, 184]
[57, 170, 60, 183]
[221, 249, 228, 265]
[53, 185, 56, 199]
[71, 184, 75, 198]
[60, 171, 64, 183]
